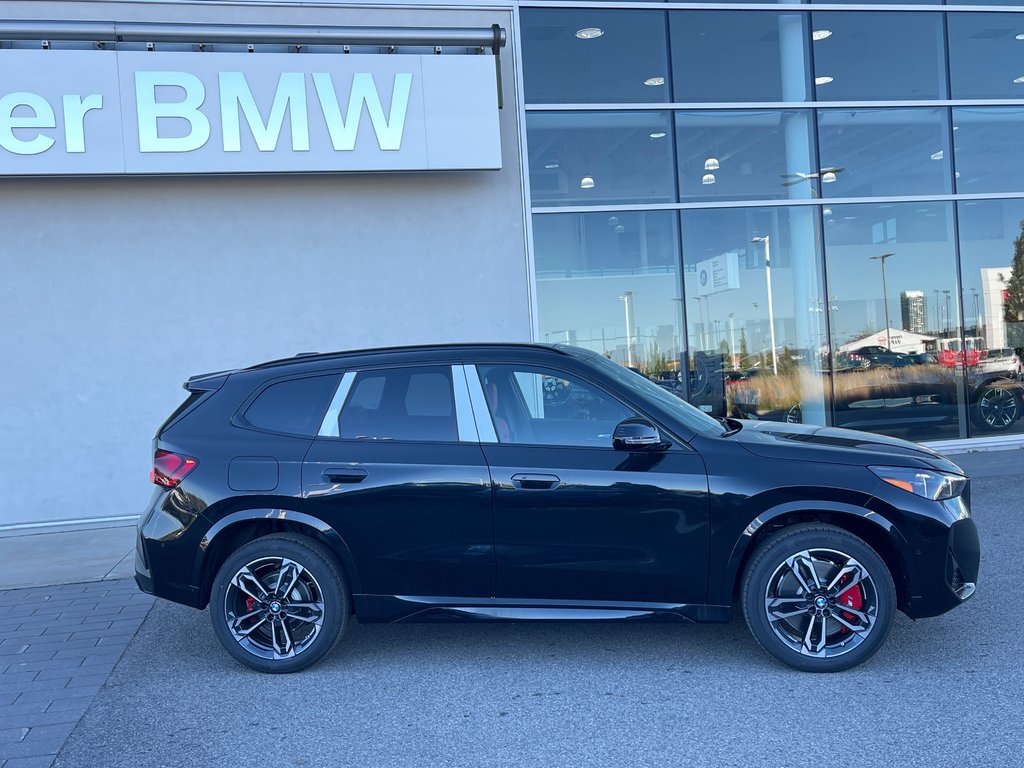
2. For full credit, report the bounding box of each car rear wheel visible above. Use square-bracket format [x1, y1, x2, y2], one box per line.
[742, 524, 895, 672]
[210, 534, 349, 673]
[971, 385, 1021, 432]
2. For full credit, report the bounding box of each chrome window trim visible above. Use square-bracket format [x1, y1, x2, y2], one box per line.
[452, 364, 481, 443]
[519, 3, 1024, 12]
[463, 364, 499, 444]
[317, 371, 356, 438]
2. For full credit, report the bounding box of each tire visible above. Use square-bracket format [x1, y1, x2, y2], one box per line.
[210, 533, 349, 673]
[741, 524, 896, 673]
[970, 385, 1021, 432]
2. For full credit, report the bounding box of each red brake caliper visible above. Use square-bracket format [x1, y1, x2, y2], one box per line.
[836, 577, 864, 633]
[246, 597, 258, 612]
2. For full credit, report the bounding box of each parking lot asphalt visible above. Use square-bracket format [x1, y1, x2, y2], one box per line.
[45, 454, 1022, 768]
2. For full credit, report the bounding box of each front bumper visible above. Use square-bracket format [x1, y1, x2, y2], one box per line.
[906, 517, 980, 619]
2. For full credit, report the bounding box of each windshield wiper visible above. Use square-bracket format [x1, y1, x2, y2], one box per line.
[718, 417, 742, 437]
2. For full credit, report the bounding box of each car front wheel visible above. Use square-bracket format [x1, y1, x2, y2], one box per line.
[742, 524, 895, 672]
[210, 533, 349, 673]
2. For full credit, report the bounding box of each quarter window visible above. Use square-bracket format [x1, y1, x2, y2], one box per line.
[243, 375, 341, 436]
[338, 366, 458, 442]
[477, 365, 635, 448]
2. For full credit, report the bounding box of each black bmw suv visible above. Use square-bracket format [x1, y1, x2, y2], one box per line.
[136, 344, 979, 673]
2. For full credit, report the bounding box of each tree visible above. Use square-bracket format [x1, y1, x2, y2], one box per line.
[1006, 220, 1024, 351]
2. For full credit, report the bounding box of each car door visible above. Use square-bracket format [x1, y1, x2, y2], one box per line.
[302, 363, 494, 599]
[466, 361, 710, 605]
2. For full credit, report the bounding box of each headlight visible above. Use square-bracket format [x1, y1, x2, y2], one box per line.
[869, 466, 967, 501]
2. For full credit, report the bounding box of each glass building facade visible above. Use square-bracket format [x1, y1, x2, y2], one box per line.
[522, 3, 1024, 444]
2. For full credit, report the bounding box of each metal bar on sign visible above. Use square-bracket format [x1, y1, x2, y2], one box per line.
[0, 20, 507, 50]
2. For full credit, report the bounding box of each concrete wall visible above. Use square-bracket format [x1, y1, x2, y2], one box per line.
[0, 1, 530, 526]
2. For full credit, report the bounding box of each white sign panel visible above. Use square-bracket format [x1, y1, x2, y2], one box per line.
[0, 50, 502, 175]
[695, 252, 740, 297]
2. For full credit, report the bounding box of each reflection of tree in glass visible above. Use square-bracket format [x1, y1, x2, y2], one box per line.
[1005, 221, 1024, 351]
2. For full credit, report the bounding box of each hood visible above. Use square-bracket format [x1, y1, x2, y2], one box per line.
[731, 420, 964, 474]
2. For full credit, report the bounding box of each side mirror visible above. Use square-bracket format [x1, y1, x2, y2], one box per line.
[612, 418, 665, 451]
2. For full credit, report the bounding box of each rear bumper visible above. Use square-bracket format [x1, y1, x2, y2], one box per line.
[134, 491, 206, 609]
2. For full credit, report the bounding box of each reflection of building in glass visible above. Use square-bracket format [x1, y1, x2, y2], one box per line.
[900, 290, 927, 334]
[981, 267, 1011, 349]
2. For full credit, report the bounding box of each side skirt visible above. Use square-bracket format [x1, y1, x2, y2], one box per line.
[353, 595, 732, 624]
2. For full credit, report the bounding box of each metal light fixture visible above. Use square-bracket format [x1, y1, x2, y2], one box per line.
[821, 171, 838, 183]
[815, 75, 834, 86]
[544, 162, 559, 169]
[701, 173, 716, 185]
[930, 150, 944, 161]
[704, 157, 720, 171]
[580, 176, 595, 189]
[812, 30, 833, 41]
[649, 132, 667, 139]
[575, 27, 603, 40]
[643, 76, 665, 86]
[614, 224, 625, 233]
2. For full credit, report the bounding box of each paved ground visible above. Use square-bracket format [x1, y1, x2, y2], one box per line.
[2, 448, 1021, 767]
[0, 581, 153, 767]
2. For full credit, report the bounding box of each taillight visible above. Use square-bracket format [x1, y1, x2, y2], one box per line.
[150, 450, 198, 488]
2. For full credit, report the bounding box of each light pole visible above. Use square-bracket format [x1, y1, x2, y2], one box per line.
[943, 289, 952, 336]
[934, 288, 942, 334]
[751, 235, 778, 375]
[869, 252, 895, 350]
[619, 291, 636, 367]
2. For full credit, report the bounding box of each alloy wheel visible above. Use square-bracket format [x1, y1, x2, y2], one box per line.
[978, 387, 1019, 430]
[764, 548, 878, 658]
[224, 557, 325, 660]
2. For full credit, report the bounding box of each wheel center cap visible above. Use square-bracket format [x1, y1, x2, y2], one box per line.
[269, 601, 282, 614]
[814, 596, 828, 610]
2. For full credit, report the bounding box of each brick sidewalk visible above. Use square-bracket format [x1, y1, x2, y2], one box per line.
[0, 580, 153, 768]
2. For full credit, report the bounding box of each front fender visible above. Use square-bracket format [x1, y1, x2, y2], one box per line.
[193, 508, 363, 597]
[714, 499, 909, 607]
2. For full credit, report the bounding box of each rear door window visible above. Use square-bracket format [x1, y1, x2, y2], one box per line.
[243, 374, 341, 436]
[339, 366, 458, 442]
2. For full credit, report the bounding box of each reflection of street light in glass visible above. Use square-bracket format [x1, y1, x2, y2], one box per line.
[619, 291, 636, 367]
[934, 289, 942, 333]
[751, 235, 778, 375]
[943, 289, 952, 335]
[971, 288, 981, 334]
[869, 252, 895, 350]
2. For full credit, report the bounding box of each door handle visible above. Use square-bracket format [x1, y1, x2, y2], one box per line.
[511, 473, 560, 490]
[323, 468, 368, 484]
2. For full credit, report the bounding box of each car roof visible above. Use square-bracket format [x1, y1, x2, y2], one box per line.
[243, 342, 586, 373]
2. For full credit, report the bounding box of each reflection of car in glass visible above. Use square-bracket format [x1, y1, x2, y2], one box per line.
[844, 346, 914, 369]
[978, 348, 1022, 377]
[137, 343, 978, 674]
[733, 366, 1023, 434]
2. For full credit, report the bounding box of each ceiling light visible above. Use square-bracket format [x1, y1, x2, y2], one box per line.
[1015, 75, 1024, 84]
[930, 150, 944, 161]
[544, 162, 559, 169]
[821, 171, 837, 183]
[608, 216, 619, 226]
[580, 176, 595, 189]
[812, 30, 833, 41]
[614, 224, 625, 234]
[704, 157, 720, 171]
[702, 173, 716, 185]
[953, 126, 960, 131]
[955, 171, 961, 179]
[649, 131, 666, 139]
[815, 76, 834, 86]
[643, 76, 665, 87]
[823, 208, 833, 216]
[1016, 33, 1024, 40]
[575, 27, 603, 40]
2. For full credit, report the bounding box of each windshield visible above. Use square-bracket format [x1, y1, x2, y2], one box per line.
[582, 353, 726, 437]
